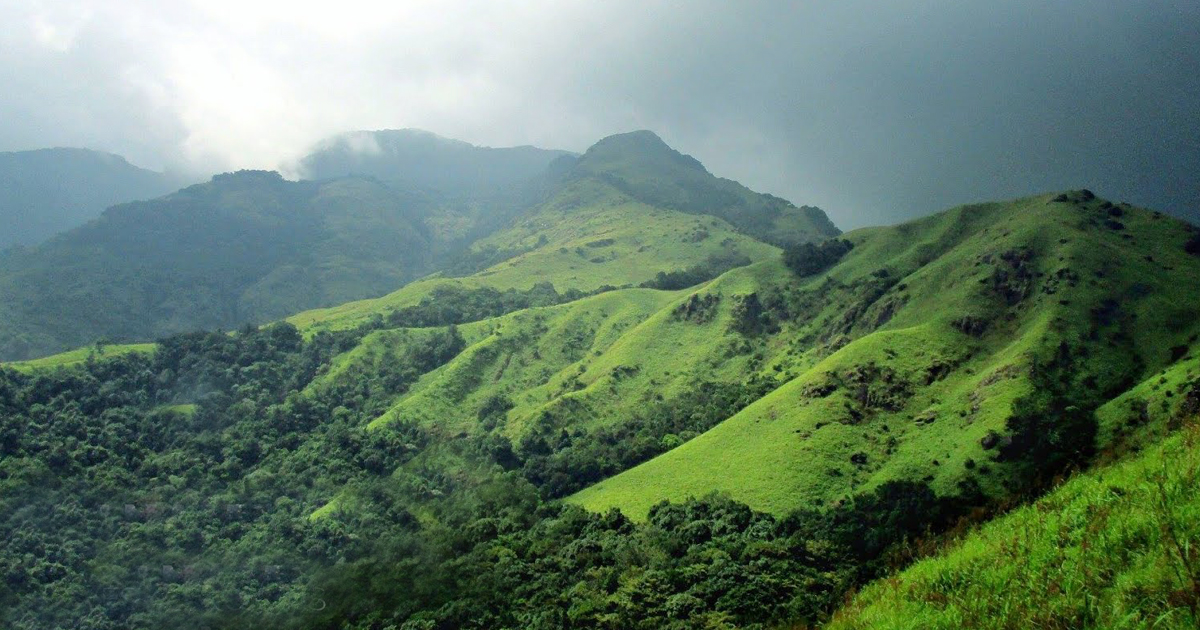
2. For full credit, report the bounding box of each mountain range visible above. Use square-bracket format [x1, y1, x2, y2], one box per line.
[5, 130, 821, 361]
[1, 130, 1197, 629]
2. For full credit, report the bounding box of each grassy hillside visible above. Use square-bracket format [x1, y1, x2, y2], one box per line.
[570, 192, 1200, 518]
[3, 185, 1197, 629]
[1, 130, 836, 365]
[826, 359, 1200, 630]
[288, 177, 786, 334]
[286, 129, 841, 335]
[3, 342, 156, 373]
[569, 130, 839, 246]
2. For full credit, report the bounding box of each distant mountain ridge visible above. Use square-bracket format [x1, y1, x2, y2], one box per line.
[0, 147, 187, 249]
[0, 171, 432, 360]
[296, 128, 575, 196]
[0, 130, 837, 360]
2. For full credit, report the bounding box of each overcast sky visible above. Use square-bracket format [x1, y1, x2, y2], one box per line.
[2, 0, 1197, 228]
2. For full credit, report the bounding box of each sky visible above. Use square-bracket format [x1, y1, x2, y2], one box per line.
[1, 0, 1198, 229]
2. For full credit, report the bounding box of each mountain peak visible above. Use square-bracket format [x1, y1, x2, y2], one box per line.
[567, 130, 838, 245]
[590, 129, 669, 149]
[581, 130, 708, 175]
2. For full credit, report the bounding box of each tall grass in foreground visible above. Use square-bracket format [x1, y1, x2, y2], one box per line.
[824, 416, 1200, 630]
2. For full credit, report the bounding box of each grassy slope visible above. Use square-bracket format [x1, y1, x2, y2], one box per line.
[570, 193, 1200, 519]
[826, 357, 1200, 630]
[569, 130, 839, 246]
[366, 288, 682, 433]
[2, 343, 156, 373]
[288, 178, 779, 333]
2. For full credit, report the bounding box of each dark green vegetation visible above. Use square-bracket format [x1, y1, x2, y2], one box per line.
[0, 148, 185, 249]
[0, 171, 433, 361]
[0, 131, 834, 361]
[0, 320, 981, 629]
[3, 134, 1199, 630]
[782, 238, 853, 277]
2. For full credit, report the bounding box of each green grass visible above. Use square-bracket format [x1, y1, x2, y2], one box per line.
[826, 416, 1200, 629]
[366, 287, 684, 433]
[569, 130, 840, 245]
[569, 193, 1200, 519]
[2, 342, 155, 372]
[288, 178, 779, 334]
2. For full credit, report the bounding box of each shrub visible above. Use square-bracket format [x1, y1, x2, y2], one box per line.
[782, 238, 853, 277]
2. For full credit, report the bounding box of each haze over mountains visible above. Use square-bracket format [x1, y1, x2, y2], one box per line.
[296, 128, 575, 196]
[0, 148, 187, 249]
[0, 130, 836, 361]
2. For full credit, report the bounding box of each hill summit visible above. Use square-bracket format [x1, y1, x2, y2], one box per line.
[566, 130, 839, 245]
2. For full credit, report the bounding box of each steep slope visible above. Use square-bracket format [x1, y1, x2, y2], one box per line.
[0, 147, 185, 249]
[570, 192, 1200, 518]
[286, 178, 776, 334]
[1, 130, 836, 363]
[826, 358, 1200, 630]
[567, 130, 838, 246]
[0, 171, 433, 360]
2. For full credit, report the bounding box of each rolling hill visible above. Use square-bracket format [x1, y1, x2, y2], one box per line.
[4, 127, 1196, 628]
[0, 147, 186, 250]
[570, 191, 1200, 518]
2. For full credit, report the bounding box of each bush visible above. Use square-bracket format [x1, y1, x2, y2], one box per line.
[782, 238, 853, 277]
[1185, 233, 1200, 256]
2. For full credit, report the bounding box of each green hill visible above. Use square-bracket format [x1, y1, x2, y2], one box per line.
[5, 132, 1196, 627]
[286, 133, 835, 335]
[0, 171, 436, 360]
[0, 147, 186, 249]
[0, 131, 835, 362]
[567, 130, 837, 246]
[826, 357, 1200, 630]
[570, 192, 1200, 518]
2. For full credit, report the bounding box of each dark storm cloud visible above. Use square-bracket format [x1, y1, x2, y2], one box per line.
[1, 1, 1196, 228]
